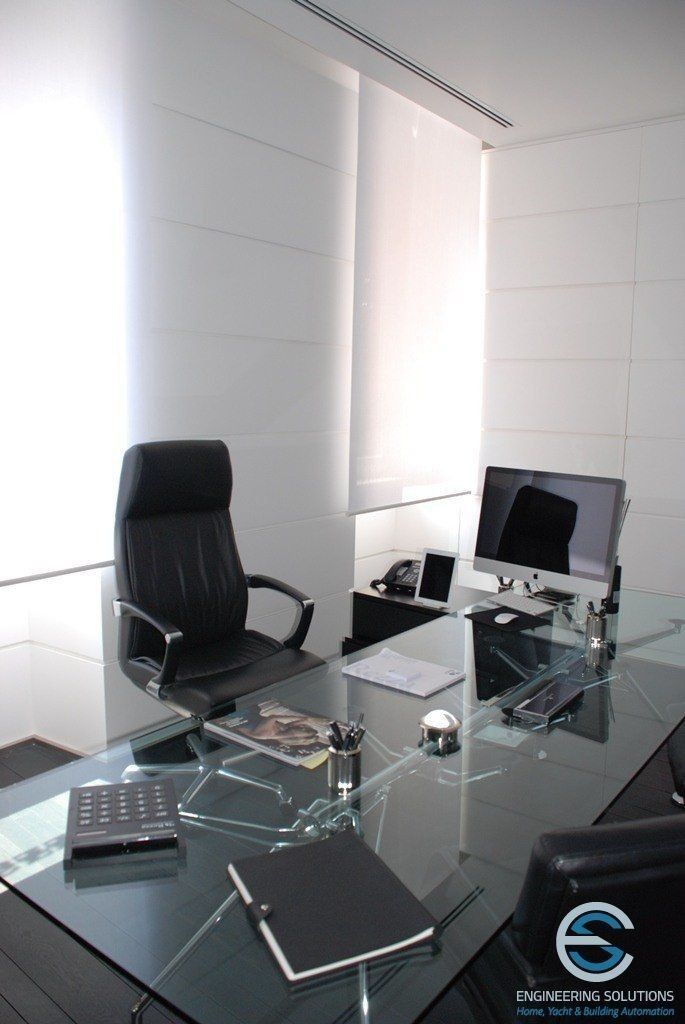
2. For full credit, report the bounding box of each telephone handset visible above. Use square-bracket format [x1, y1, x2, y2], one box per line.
[370, 558, 421, 595]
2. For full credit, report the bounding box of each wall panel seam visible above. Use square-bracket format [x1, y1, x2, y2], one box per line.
[486, 201, 637, 223]
[247, 589, 351, 623]
[486, 282, 637, 293]
[28, 642, 105, 665]
[150, 215, 354, 264]
[151, 101, 358, 178]
[148, 327, 352, 349]
[236, 511, 352, 536]
[484, 357, 631, 364]
[139, 429, 350, 443]
[0, 641, 31, 655]
[481, 426, 627, 440]
[626, 511, 685, 522]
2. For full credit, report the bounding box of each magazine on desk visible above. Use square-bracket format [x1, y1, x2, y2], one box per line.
[204, 699, 348, 767]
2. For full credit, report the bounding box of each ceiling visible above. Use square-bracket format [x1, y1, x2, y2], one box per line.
[232, 0, 685, 145]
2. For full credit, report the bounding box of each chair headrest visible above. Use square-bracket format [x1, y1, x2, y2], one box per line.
[116, 440, 232, 518]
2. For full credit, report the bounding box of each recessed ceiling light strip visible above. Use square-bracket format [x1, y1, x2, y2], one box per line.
[289, 0, 513, 127]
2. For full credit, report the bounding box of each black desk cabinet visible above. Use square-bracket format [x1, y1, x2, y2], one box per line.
[344, 584, 489, 654]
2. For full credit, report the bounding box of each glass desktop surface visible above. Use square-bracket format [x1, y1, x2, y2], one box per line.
[0, 588, 683, 1024]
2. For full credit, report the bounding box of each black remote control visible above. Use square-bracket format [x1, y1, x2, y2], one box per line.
[64, 778, 182, 865]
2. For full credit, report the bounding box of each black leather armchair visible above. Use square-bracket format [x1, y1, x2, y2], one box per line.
[113, 440, 324, 720]
[509, 814, 685, 985]
[425, 814, 685, 1023]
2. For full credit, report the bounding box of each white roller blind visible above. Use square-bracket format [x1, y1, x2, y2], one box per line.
[0, 2, 126, 584]
[348, 78, 483, 515]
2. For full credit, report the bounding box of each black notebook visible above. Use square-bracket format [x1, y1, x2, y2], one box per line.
[227, 829, 439, 983]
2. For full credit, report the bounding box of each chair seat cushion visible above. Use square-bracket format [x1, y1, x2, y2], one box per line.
[176, 630, 285, 681]
[129, 628, 325, 719]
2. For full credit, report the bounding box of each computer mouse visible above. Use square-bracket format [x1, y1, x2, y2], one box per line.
[494, 612, 519, 624]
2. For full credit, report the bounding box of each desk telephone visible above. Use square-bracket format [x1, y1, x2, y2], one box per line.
[370, 558, 421, 595]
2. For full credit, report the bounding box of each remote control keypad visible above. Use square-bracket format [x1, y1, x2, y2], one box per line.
[75, 782, 173, 830]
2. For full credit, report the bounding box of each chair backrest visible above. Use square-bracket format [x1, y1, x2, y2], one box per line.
[511, 814, 685, 982]
[497, 485, 577, 575]
[115, 440, 247, 662]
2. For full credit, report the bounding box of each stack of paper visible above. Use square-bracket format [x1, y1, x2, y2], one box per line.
[342, 648, 464, 697]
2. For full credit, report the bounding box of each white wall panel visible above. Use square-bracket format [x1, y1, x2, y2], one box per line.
[485, 130, 640, 219]
[149, 221, 354, 345]
[130, 333, 351, 440]
[147, 106, 356, 260]
[238, 514, 355, 618]
[485, 284, 633, 361]
[486, 207, 637, 290]
[353, 552, 396, 590]
[483, 117, 685, 596]
[354, 509, 397, 560]
[479, 430, 625, 489]
[640, 121, 685, 202]
[627, 361, 685, 439]
[104, 662, 174, 745]
[621, 514, 685, 595]
[247, 590, 350, 661]
[0, 588, 28, 647]
[141, 0, 358, 173]
[30, 647, 106, 754]
[483, 361, 629, 435]
[27, 570, 107, 662]
[636, 199, 685, 281]
[228, 432, 349, 532]
[4, 0, 358, 753]
[632, 281, 685, 359]
[305, 591, 351, 660]
[624, 438, 685, 518]
[0, 646, 33, 748]
[393, 498, 461, 555]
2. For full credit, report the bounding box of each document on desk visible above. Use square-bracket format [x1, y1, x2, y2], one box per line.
[342, 647, 464, 697]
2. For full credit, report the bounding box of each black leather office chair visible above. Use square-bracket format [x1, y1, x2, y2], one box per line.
[113, 440, 325, 720]
[508, 814, 685, 985]
[425, 814, 685, 1022]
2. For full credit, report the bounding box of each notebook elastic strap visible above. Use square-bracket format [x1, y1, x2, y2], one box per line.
[246, 900, 273, 932]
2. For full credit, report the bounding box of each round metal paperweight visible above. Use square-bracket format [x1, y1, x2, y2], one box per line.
[419, 709, 461, 756]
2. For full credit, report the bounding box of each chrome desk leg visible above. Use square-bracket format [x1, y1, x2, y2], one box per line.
[130, 891, 240, 1024]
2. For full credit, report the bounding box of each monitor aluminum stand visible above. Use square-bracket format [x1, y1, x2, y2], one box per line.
[490, 580, 555, 617]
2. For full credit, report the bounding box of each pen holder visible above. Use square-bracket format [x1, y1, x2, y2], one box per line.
[585, 609, 608, 648]
[327, 747, 361, 796]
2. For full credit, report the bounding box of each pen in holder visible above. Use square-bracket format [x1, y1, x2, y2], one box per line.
[327, 746, 361, 796]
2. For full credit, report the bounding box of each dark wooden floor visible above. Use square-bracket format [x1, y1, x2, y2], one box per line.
[0, 731, 682, 1024]
[0, 740, 182, 1024]
[599, 734, 681, 824]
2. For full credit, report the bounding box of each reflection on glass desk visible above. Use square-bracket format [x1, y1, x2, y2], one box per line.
[0, 589, 683, 1024]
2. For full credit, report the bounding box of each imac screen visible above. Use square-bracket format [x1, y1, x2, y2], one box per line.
[475, 468, 624, 584]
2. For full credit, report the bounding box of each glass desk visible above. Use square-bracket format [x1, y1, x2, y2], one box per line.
[0, 589, 683, 1024]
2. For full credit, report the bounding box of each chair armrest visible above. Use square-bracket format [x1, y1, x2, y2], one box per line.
[245, 575, 314, 650]
[112, 598, 184, 696]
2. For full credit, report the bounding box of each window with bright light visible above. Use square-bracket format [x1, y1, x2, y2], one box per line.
[348, 77, 483, 515]
[0, 3, 126, 584]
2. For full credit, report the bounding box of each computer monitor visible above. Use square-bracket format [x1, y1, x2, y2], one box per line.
[474, 467, 626, 601]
